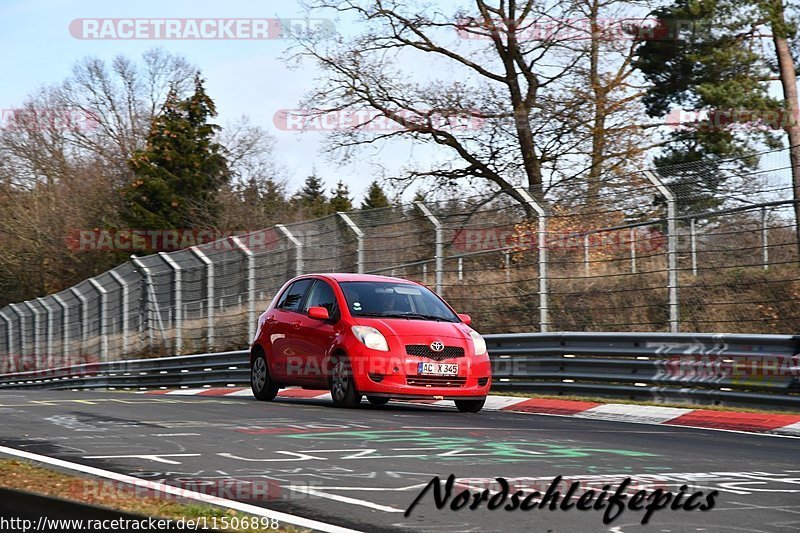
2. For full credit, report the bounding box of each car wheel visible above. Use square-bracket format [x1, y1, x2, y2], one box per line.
[367, 396, 390, 406]
[455, 399, 485, 413]
[330, 356, 361, 408]
[251, 352, 279, 401]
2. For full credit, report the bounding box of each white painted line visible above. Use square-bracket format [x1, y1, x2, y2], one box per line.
[0, 444, 362, 533]
[225, 389, 254, 397]
[286, 485, 404, 513]
[482, 396, 531, 410]
[575, 404, 692, 424]
[772, 421, 800, 436]
[166, 388, 206, 395]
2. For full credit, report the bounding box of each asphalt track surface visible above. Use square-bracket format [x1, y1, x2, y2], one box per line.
[0, 390, 799, 532]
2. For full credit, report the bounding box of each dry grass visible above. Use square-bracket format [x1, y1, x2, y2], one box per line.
[0, 459, 302, 532]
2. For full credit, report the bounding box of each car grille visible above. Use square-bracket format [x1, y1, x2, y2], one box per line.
[406, 375, 467, 387]
[405, 344, 465, 361]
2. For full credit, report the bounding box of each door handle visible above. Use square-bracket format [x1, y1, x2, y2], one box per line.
[265, 316, 276, 323]
[292, 321, 301, 330]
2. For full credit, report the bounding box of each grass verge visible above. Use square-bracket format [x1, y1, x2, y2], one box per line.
[0, 459, 302, 532]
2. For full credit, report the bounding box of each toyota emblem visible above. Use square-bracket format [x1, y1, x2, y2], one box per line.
[430, 341, 445, 352]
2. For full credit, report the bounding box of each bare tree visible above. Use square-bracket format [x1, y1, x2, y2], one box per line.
[296, 0, 653, 212]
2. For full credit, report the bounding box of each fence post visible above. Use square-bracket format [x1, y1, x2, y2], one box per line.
[191, 246, 215, 350]
[761, 207, 769, 270]
[158, 252, 183, 354]
[70, 288, 89, 355]
[52, 295, 68, 359]
[0, 308, 13, 366]
[415, 202, 443, 295]
[9, 304, 26, 358]
[231, 236, 256, 341]
[690, 218, 697, 276]
[337, 212, 365, 274]
[108, 271, 129, 355]
[88, 278, 109, 362]
[643, 170, 679, 332]
[276, 224, 303, 276]
[514, 187, 549, 333]
[131, 255, 166, 350]
[23, 302, 40, 363]
[583, 234, 590, 276]
[630, 227, 637, 273]
[37, 298, 55, 368]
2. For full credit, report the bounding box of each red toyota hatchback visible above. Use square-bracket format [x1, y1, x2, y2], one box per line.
[249, 274, 491, 412]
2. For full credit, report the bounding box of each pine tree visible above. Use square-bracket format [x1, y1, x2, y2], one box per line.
[330, 180, 353, 212]
[295, 174, 332, 218]
[123, 75, 229, 231]
[360, 180, 390, 209]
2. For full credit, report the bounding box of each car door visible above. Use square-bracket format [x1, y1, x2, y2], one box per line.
[292, 279, 339, 386]
[268, 278, 314, 383]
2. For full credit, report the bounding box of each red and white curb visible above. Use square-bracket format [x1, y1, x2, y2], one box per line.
[141, 387, 800, 437]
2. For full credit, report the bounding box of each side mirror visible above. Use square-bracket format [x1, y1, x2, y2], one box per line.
[308, 306, 330, 320]
[457, 313, 472, 326]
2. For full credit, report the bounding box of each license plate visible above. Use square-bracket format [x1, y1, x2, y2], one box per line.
[418, 362, 458, 375]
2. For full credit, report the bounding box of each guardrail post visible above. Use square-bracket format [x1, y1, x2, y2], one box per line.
[761, 206, 769, 270]
[414, 202, 443, 295]
[191, 246, 215, 349]
[70, 288, 89, 355]
[231, 236, 256, 341]
[158, 252, 183, 354]
[276, 224, 303, 276]
[644, 170, 679, 332]
[88, 278, 109, 362]
[337, 212, 365, 273]
[37, 298, 55, 368]
[23, 301, 40, 364]
[0, 308, 13, 366]
[108, 271, 129, 355]
[514, 187, 549, 333]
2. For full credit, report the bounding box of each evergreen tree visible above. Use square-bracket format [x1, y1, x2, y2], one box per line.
[632, 0, 789, 213]
[360, 180, 390, 209]
[123, 75, 229, 231]
[295, 174, 332, 218]
[330, 180, 353, 212]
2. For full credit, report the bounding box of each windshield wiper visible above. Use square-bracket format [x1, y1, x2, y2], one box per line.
[379, 312, 454, 322]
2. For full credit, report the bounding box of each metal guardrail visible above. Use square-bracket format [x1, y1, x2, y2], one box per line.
[0, 333, 798, 409]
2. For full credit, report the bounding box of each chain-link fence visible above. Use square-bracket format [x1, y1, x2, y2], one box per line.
[0, 146, 797, 371]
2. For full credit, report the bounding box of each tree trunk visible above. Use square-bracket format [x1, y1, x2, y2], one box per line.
[586, 0, 606, 206]
[772, 29, 800, 263]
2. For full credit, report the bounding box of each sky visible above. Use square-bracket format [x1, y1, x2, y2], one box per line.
[0, 0, 456, 202]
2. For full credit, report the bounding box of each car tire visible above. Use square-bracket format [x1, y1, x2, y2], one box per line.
[251, 352, 279, 401]
[455, 399, 485, 413]
[330, 356, 362, 408]
[367, 396, 390, 406]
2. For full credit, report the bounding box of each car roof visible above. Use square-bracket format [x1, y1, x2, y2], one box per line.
[300, 273, 419, 284]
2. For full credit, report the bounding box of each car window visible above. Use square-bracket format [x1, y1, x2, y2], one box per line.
[276, 279, 313, 312]
[304, 280, 338, 319]
[339, 281, 458, 321]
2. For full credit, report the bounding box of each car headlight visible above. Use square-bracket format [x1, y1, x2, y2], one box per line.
[468, 329, 487, 355]
[351, 326, 389, 351]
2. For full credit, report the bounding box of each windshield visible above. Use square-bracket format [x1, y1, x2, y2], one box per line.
[339, 281, 459, 322]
